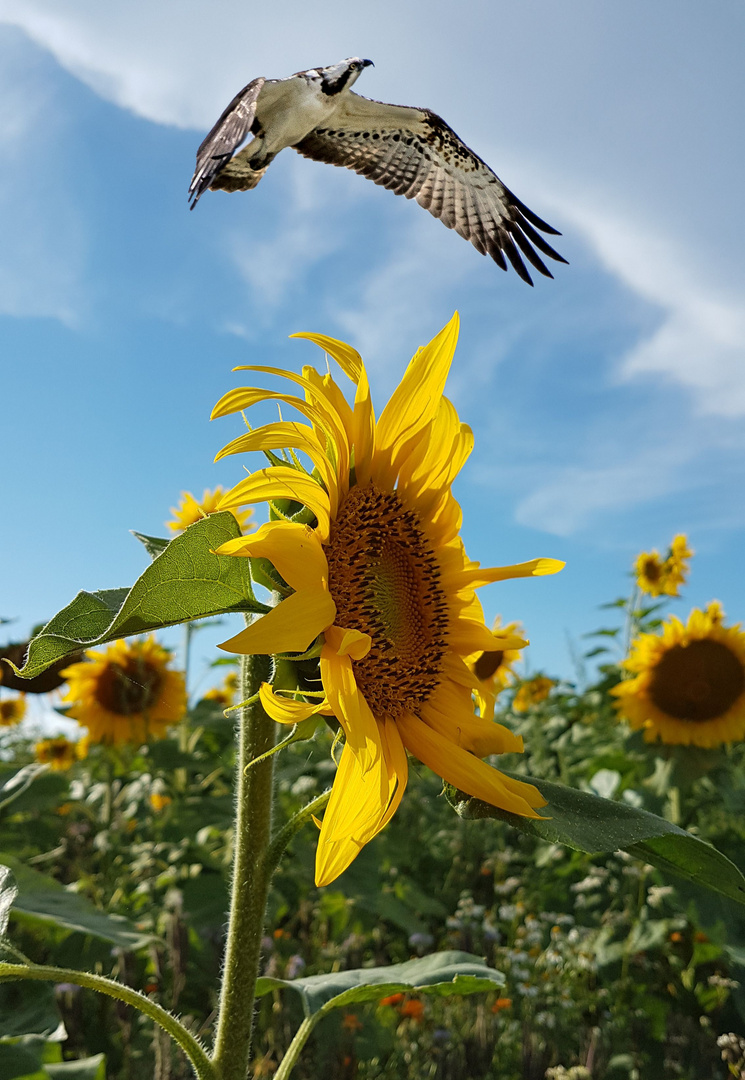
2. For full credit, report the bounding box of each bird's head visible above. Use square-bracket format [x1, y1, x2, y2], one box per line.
[316, 57, 374, 96]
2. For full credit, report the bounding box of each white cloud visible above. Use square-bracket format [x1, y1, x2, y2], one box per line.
[562, 201, 745, 417]
[0, 33, 86, 323]
[511, 457, 687, 537]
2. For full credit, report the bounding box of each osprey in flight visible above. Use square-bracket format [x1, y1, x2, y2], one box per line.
[189, 57, 566, 285]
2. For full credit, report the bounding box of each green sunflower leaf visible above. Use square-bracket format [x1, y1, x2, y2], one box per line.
[450, 774, 745, 906]
[255, 950, 505, 1019]
[0, 854, 152, 950]
[13, 514, 266, 680]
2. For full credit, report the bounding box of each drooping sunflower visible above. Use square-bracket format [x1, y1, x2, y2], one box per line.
[612, 605, 745, 747]
[0, 695, 26, 727]
[471, 617, 525, 720]
[166, 487, 253, 534]
[512, 675, 556, 713]
[35, 734, 88, 771]
[211, 313, 563, 885]
[60, 636, 187, 746]
[635, 533, 693, 598]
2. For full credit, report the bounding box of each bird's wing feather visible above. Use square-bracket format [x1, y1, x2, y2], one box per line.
[294, 93, 566, 284]
[188, 76, 266, 207]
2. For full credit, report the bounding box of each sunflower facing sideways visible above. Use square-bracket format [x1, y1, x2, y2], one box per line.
[613, 605, 745, 748]
[211, 313, 564, 885]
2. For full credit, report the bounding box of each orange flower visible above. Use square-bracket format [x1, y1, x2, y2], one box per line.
[379, 993, 405, 1007]
[342, 1013, 364, 1032]
[492, 997, 512, 1013]
[400, 999, 424, 1020]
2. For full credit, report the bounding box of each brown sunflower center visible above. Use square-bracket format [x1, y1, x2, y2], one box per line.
[473, 650, 504, 681]
[95, 659, 163, 716]
[641, 557, 662, 583]
[648, 639, 745, 722]
[326, 483, 449, 718]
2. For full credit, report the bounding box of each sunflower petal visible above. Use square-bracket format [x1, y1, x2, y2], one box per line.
[320, 647, 381, 774]
[374, 313, 459, 487]
[397, 711, 546, 818]
[291, 332, 364, 385]
[219, 588, 335, 656]
[258, 683, 331, 724]
[453, 558, 566, 589]
[215, 521, 329, 594]
[217, 467, 331, 542]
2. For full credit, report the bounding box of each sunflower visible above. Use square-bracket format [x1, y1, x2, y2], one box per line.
[35, 734, 88, 771]
[60, 636, 187, 746]
[512, 676, 556, 713]
[203, 670, 238, 707]
[635, 533, 693, 597]
[0, 695, 26, 727]
[211, 313, 563, 885]
[166, 487, 253, 534]
[471, 617, 525, 720]
[612, 605, 745, 747]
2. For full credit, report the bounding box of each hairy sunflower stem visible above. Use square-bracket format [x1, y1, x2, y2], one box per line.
[0, 963, 215, 1080]
[211, 649, 275, 1080]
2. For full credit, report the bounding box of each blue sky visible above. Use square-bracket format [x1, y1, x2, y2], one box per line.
[1, 0, 745, 714]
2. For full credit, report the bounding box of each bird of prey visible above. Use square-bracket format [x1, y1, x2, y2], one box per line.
[189, 57, 566, 285]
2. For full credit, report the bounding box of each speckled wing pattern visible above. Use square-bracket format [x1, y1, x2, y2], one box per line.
[294, 93, 566, 285]
[188, 76, 266, 207]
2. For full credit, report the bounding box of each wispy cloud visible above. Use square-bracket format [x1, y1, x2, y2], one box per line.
[0, 31, 87, 324]
[560, 199, 745, 418]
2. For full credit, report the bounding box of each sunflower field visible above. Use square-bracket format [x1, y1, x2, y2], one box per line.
[3, 323, 745, 1080]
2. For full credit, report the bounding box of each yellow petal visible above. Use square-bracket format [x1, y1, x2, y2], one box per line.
[320, 647, 381, 774]
[453, 558, 565, 589]
[324, 624, 372, 660]
[215, 421, 339, 514]
[215, 521, 329, 594]
[219, 588, 335, 656]
[449, 619, 528, 655]
[374, 313, 459, 487]
[315, 717, 408, 886]
[258, 683, 330, 724]
[291, 331, 364, 385]
[397, 711, 546, 818]
[218, 467, 331, 542]
[421, 698, 524, 757]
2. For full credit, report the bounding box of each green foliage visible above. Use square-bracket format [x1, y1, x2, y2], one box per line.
[255, 950, 505, 1017]
[451, 773, 745, 906]
[15, 514, 265, 679]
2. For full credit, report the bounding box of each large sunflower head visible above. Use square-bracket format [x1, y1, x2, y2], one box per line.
[60, 636, 187, 746]
[634, 533, 693, 598]
[612, 604, 745, 747]
[212, 314, 563, 885]
[166, 487, 253, 534]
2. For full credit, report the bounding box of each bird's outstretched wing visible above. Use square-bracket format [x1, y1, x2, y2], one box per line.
[295, 93, 566, 284]
[188, 77, 266, 208]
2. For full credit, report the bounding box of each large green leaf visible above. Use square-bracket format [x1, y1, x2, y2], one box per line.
[46, 1055, 106, 1079]
[14, 514, 265, 679]
[0, 1042, 47, 1080]
[0, 981, 64, 1039]
[0, 855, 151, 950]
[451, 773, 745, 906]
[255, 950, 505, 1019]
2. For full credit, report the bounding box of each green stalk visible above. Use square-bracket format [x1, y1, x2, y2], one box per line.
[272, 1016, 317, 1080]
[210, 651, 275, 1079]
[0, 962, 214, 1080]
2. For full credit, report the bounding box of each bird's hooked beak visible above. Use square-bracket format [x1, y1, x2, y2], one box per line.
[358, 59, 374, 69]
